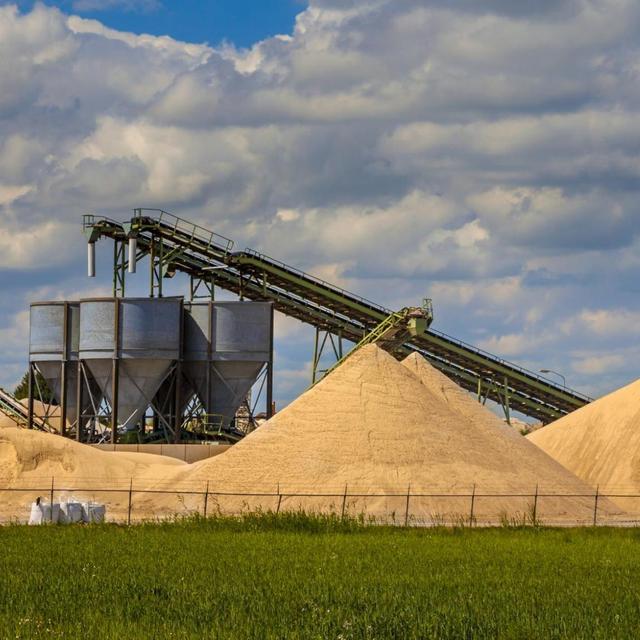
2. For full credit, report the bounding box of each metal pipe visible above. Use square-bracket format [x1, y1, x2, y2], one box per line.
[128, 236, 137, 274]
[87, 242, 95, 277]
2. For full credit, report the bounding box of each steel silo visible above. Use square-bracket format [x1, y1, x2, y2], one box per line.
[183, 301, 272, 429]
[29, 301, 90, 433]
[79, 297, 182, 436]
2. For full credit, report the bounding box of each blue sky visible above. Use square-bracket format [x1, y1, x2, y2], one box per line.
[6, 0, 305, 46]
[1, 0, 640, 420]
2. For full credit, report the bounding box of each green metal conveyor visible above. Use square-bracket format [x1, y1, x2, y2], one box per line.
[82, 209, 592, 424]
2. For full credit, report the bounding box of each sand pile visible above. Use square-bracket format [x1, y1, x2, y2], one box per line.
[0, 428, 186, 522]
[528, 378, 640, 504]
[0, 414, 18, 429]
[154, 345, 616, 524]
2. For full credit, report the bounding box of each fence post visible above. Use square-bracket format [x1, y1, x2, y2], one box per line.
[341, 484, 348, 519]
[593, 485, 599, 526]
[203, 481, 209, 518]
[127, 478, 133, 526]
[469, 484, 476, 527]
[404, 484, 411, 527]
[50, 476, 54, 523]
[276, 483, 283, 514]
[532, 484, 538, 525]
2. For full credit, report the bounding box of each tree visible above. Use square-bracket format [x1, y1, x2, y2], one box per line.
[14, 370, 56, 404]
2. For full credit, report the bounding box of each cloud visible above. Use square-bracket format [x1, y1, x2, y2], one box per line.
[572, 354, 626, 375]
[1, 0, 640, 409]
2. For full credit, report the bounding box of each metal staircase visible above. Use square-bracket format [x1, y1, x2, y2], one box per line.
[83, 209, 592, 423]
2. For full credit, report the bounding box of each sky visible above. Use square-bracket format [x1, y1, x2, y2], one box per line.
[1, 0, 640, 418]
[6, 0, 305, 47]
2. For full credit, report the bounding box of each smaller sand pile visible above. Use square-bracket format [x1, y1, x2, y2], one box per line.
[153, 345, 618, 524]
[0, 428, 186, 523]
[528, 378, 640, 509]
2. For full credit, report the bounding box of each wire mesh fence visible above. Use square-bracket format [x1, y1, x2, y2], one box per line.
[3, 478, 640, 527]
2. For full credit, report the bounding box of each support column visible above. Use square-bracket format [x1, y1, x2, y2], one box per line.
[113, 240, 126, 297]
[75, 361, 83, 442]
[111, 298, 121, 444]
[266, 304, 274, 419]
[173, 299, 184, 443]
[59, 302, 69, 437]
[503, 376, 511, 425]
[27, 363, 34, 430]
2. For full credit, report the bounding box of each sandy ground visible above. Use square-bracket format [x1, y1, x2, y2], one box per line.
[136, 346, 619, 524]
[0, 346, 626, 525]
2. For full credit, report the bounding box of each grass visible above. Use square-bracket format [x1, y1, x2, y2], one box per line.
[1, 514, 640, 639]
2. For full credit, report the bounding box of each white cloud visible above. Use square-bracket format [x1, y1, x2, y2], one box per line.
[1, 0, 640, 406]
[572, 354, 626, 375]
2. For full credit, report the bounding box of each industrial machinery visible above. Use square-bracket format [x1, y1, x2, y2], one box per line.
[80, 208, 591, 424]
[26, 297, 273, 443]
[314, 302, 434, 385]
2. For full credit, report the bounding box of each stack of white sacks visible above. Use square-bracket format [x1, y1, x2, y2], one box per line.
[28, 498, 106, 525]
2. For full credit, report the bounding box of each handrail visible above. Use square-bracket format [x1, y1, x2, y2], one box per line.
[242, 248, 386, 313]
[134, 208, 234, 255]
[416, 329, 592, 402]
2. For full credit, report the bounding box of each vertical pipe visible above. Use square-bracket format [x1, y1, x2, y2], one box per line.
[76, 361, 83, 442]
[27, 364, 34, 430]
[128, 236, 137, 274]
[111, 298, 120, 445]
[87, 242, 95, 278]
[266, 304, 274, 419]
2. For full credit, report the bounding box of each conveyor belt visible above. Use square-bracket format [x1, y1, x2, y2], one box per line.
[0, 388, 49, 430]
[83, 209, 591, 423]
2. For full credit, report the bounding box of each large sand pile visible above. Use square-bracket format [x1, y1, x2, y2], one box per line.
[154, 345, 616, 524]
[0, 428, 186, 522]
[528, 378, 640, 502]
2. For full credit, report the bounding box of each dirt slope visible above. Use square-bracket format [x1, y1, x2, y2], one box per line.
[528, 378, 640, 494]
[158, 346, 616, 523]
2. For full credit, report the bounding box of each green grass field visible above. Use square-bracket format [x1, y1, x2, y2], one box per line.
[1, 514, 639, 639]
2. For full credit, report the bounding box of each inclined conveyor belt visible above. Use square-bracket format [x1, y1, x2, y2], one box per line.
[83, 210, 592, 423]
